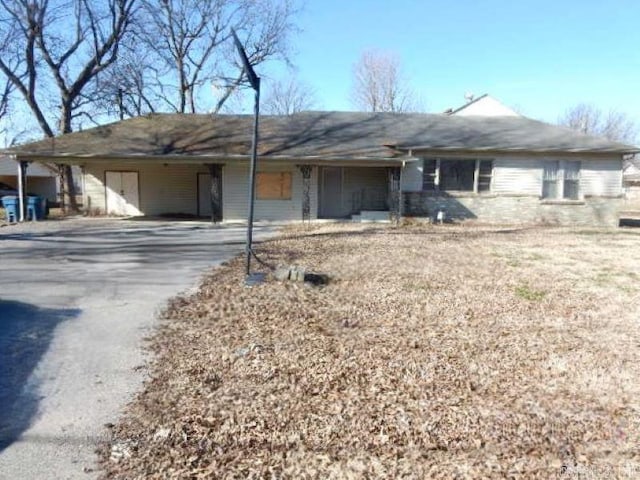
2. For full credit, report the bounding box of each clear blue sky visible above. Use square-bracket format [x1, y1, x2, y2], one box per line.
[263, 0, 640, 125]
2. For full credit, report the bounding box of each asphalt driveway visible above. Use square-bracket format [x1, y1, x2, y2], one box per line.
[0, 218, 276, 479]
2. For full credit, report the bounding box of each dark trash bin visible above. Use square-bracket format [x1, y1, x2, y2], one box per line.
[26, 196, 46, 221]
[1, 196, 19, 223]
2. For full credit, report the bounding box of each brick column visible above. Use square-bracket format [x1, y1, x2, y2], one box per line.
[299, 165, 313, 222]
[388, 166, 401, 223]
[206, 164, 223, 223]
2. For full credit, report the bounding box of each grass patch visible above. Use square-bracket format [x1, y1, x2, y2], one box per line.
[515, 284, 547, 301]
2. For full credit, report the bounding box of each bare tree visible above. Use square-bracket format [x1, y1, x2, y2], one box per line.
[558, 103, 638, 144]
[262, 77, 316, 115]
[0, 0, 137, 211]
[350, 49, 421, 113]
[124, 0, 296, 115]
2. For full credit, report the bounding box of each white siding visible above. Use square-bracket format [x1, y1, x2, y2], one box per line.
[492, 157, 544, 195]
[84, 160, 319, 221]
[84, 162, 208, 215]
[580, 158, 623, 197]
[402, 160, 423, 191]
[452, 96, 520, 117]
[223, 163, 318, 221]
[0, 157, 56, 176]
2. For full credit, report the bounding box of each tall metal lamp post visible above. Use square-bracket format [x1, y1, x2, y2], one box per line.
[231, 29, 262, 284]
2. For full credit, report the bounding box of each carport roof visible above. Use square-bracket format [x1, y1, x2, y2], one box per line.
[4, 111, 638, 162]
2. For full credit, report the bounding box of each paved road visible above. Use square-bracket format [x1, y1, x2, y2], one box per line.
[0, 219, 275, 479]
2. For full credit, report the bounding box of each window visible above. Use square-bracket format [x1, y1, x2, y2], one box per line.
[440, 159, 475, 191]
[256, 172, 292, 200]
[542, 160, 581, 200]
[542, 161, 559, 199]
[563, 161, 581, 200]
[423, 159, 437, 191]
[477, 160, 493, 193]
[422, 158, 493, 194]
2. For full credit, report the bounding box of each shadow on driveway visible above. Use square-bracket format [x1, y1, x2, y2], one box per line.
[0, 299, 80, 452]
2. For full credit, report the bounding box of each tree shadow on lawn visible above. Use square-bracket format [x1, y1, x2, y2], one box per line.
[269, 224, 538, 245]
[0, 299, 80, 452]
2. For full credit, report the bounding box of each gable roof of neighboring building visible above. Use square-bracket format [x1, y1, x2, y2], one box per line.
[4, 111, 638, 162]
[445, 94, 520, 117]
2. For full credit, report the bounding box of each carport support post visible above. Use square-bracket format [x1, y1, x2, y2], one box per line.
[206, 164, 223, 223]
[388, 166, 401, 224]
[17, 160, 28, 222]
[299, 165, 312, 222]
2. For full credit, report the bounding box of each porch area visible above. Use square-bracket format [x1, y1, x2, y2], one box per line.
[318, 166, 398, 221]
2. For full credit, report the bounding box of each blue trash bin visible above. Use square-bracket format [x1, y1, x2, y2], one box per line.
[26, 196, 45, 221]
[1, 195, 19, 223]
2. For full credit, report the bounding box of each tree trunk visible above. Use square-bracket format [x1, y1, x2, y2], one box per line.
[58, 103, 79, 213]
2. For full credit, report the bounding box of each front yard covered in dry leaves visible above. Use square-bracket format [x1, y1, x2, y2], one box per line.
[101, 224, 640, 479]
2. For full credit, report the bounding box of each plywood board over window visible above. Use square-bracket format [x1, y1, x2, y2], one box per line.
[256, 172, 292, 200]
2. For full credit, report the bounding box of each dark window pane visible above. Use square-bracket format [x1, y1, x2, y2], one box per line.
[422, 158, 437, 191]
[542, 162, 559, 199]
[423, 159, 437, 174]
[423, 179, 436, 191]
[479, 160, 493, 175]
[478, 160, 493, 193]
[440, 159, 475, 191]
[542, 180, 558, 199]
[478, 179, 491, 192]
[564, 180, 580, 199]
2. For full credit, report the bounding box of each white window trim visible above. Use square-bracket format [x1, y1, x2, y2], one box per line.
[541, 160, 582, 200]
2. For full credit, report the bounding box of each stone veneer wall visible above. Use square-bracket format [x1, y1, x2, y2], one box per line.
[403, 193, 623, 227]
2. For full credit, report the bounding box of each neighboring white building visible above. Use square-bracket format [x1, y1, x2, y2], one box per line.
[445, 94, 520, 117]
[4, 111, 638, 227]
[623, 161, 640, 208]
[0, 155, 57, 201]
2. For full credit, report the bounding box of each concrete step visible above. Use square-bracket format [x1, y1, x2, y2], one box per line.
[352, 211, 390, 223]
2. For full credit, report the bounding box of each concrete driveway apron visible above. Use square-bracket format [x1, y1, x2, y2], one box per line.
[0, 219, 276, 479]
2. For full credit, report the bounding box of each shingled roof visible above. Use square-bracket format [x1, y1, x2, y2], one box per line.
[5, 111, 638, 161]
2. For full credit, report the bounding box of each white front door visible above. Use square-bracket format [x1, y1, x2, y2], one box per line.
[105, 171, 141, 216]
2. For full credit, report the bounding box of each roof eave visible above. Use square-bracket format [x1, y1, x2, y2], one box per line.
[398, 146, 640, 155]
[10, 151, 413, 166]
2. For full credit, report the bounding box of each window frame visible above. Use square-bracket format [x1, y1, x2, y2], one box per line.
[541, 160, 582, 201]
[422, 157, 494, 194]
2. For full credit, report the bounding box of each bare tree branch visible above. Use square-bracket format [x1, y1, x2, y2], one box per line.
[558, 103, 638, 144]
[262, 77, 316, 115]
[129, 0, 296, 114]
[350, 49, 423, 113]
[0, 0, 138, 212]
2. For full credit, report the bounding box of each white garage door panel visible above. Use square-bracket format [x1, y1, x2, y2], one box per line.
[106, 171, 142, 216]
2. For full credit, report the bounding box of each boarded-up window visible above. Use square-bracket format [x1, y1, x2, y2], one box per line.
[256, 172, 292, 200]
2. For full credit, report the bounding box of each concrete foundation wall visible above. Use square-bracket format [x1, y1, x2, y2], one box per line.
[403, 193, 622, 227]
